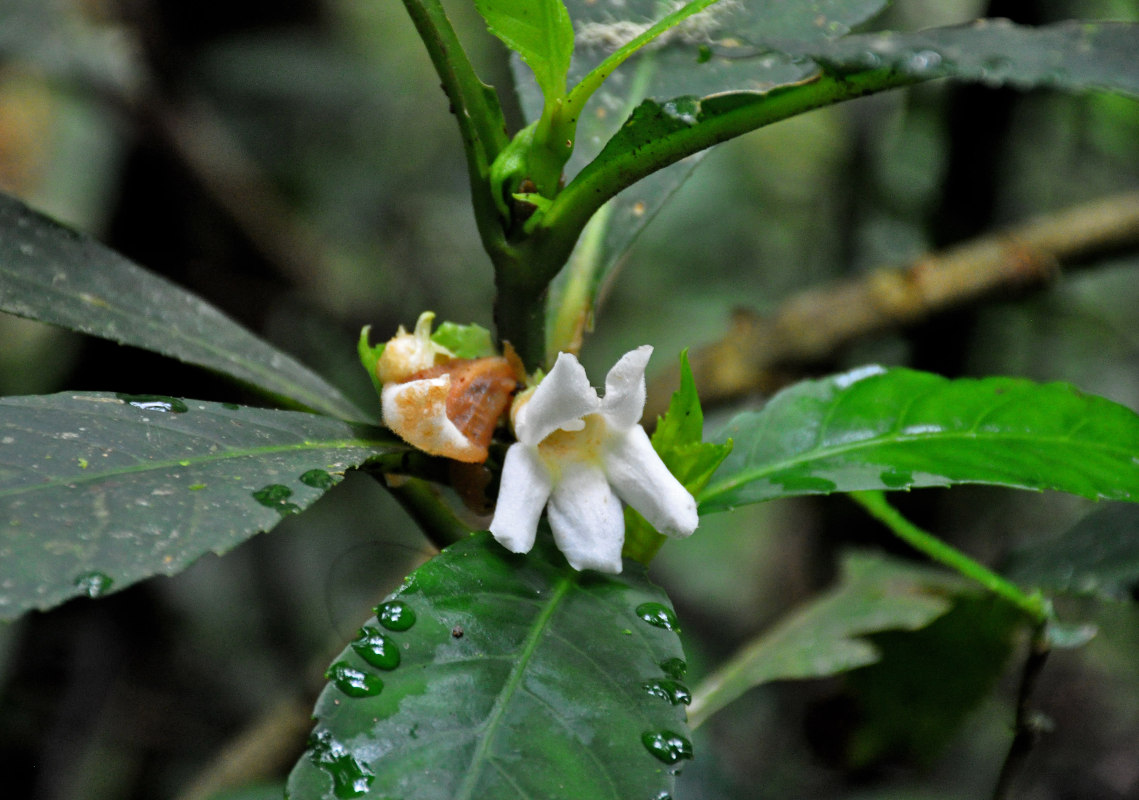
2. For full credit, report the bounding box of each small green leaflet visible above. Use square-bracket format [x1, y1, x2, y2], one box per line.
[474, 0, 575, 104]
[430, 320, 497, 359]
[700, 366, 1139, 511]
[624, 351, 731, 562]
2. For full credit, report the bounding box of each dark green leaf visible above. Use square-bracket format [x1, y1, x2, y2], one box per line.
[1006, 503, 1139, 600]
[700, 366, 1139, 511]
[842, 594, 1022, 768]
[475, 0, 574, 103]
[287, 530, 691, 800]
[688, 551, 964, 728]
[0, 192, 370, 421]
[0, 393, 403, 619]
[763, 20, 1139, 97]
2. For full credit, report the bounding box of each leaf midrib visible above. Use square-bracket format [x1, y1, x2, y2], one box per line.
[700, 428, 1139, 504]
[454, 574, 573, 800]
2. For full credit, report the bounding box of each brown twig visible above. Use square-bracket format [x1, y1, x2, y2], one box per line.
[647, 190, 1139, 421]
[991, 625, 1053, 800]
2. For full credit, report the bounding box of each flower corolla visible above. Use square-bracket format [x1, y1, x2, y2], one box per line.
[489, 346, 698, 573]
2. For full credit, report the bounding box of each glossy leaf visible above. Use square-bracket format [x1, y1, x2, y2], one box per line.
[287, 530, 691, 800]
[0, 393, 403, 619]
[0, 192, 370, 421]
[474, 0, 574, 103]
[687, 551, 965, 728]
[700, 366, 1139, 512]
[1006, 503, 1139, 600]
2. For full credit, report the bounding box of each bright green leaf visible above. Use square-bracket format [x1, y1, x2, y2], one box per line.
[687, 551, 966, 728]
[357, 326, 384, 399]
[700, 366, 1139, 512]
[0, 191, 369, 422]
[0, 393, 404, 619]
[474, 0, 574, 104]
[1006, 503, 1139, 600]
[287, 530, 692, 800]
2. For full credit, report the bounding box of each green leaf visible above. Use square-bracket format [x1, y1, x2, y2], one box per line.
[700, 366, 1139, 512]
[0, 393, 404, 619]
[687, 551, 965, 728]
[1006, 502, 1139, 600]
[287, 530, 692, 800]
[0, 192, 370, 421]
[763, 19, 1139, 97]
[624, 351, 730, 563]
[474, 0, 574, 104]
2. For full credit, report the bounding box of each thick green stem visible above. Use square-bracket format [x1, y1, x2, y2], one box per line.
[851, 490, 1050, 624]
[399, 0, 511, 267]
[535, 69, 931, 275]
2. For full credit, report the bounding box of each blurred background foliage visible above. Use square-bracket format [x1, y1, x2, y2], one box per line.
[2, 0, 1139, 798]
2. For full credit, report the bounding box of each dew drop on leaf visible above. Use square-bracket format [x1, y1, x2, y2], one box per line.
[300, 468, 335, 490]
[659, 657, 687, 679]
[352, 627, 401, 670]
[641, 678, 691, 706]
[326, 661, 384, 698]
[73, 571, 113, 598]
[115, 393, 189, 413]
[641, 730, 694, 764]
[307, 730, 374, 798]
[252, 484, 300, 516]
[635, 602, 680, 632]
[375, 600, 416, 631]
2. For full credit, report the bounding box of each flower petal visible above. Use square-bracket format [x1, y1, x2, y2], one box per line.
[381, 376, 485, 462]
[489, 443, 553, 555]
[515, 351, 599, 446]
[602, 345, 652, 429]
[547, 461, 625, 573]
[604, 425, 698, 538]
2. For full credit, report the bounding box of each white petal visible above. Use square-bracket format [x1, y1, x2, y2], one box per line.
[381, 377, 484, 462]
[602, 345, 652, 429]
[489, 444, 553, 554]
[604, 425, 698, 538]
[547, 461, 625, 573]
[515, 352, 599, 446]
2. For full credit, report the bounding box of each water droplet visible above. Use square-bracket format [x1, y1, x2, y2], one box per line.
[252, 484, 300, 516]
[659, 658, 687, 679]
[189, 483, 207, 491]
[652, 793, 673, 800]
[352, 627, 401, 670]
[221, 402, 241, 410]
[635, 602, 679, 632]
[326, 661, 384, 698]
[641, 730, 693, 764]
[300, 468, 335, 490]
[376, 600, 416, 631]
[307, 730, 374, 798]
[115, 393, 189, 413]
[74, 571, 113, 598]
[642, 678, 691, 706]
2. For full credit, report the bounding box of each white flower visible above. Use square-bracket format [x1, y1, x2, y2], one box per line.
[489, 346, 699, 573]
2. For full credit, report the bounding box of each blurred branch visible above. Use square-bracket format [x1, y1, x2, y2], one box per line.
[992, 626, 1052, 800]
[647, 190, 1139, 421]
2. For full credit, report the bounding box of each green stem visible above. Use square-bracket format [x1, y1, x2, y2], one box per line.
[535, 69, 931, 277]
[399, 0, 511, 263]
[851, 490, 1050, 624]
[384, 476, 475, 551]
